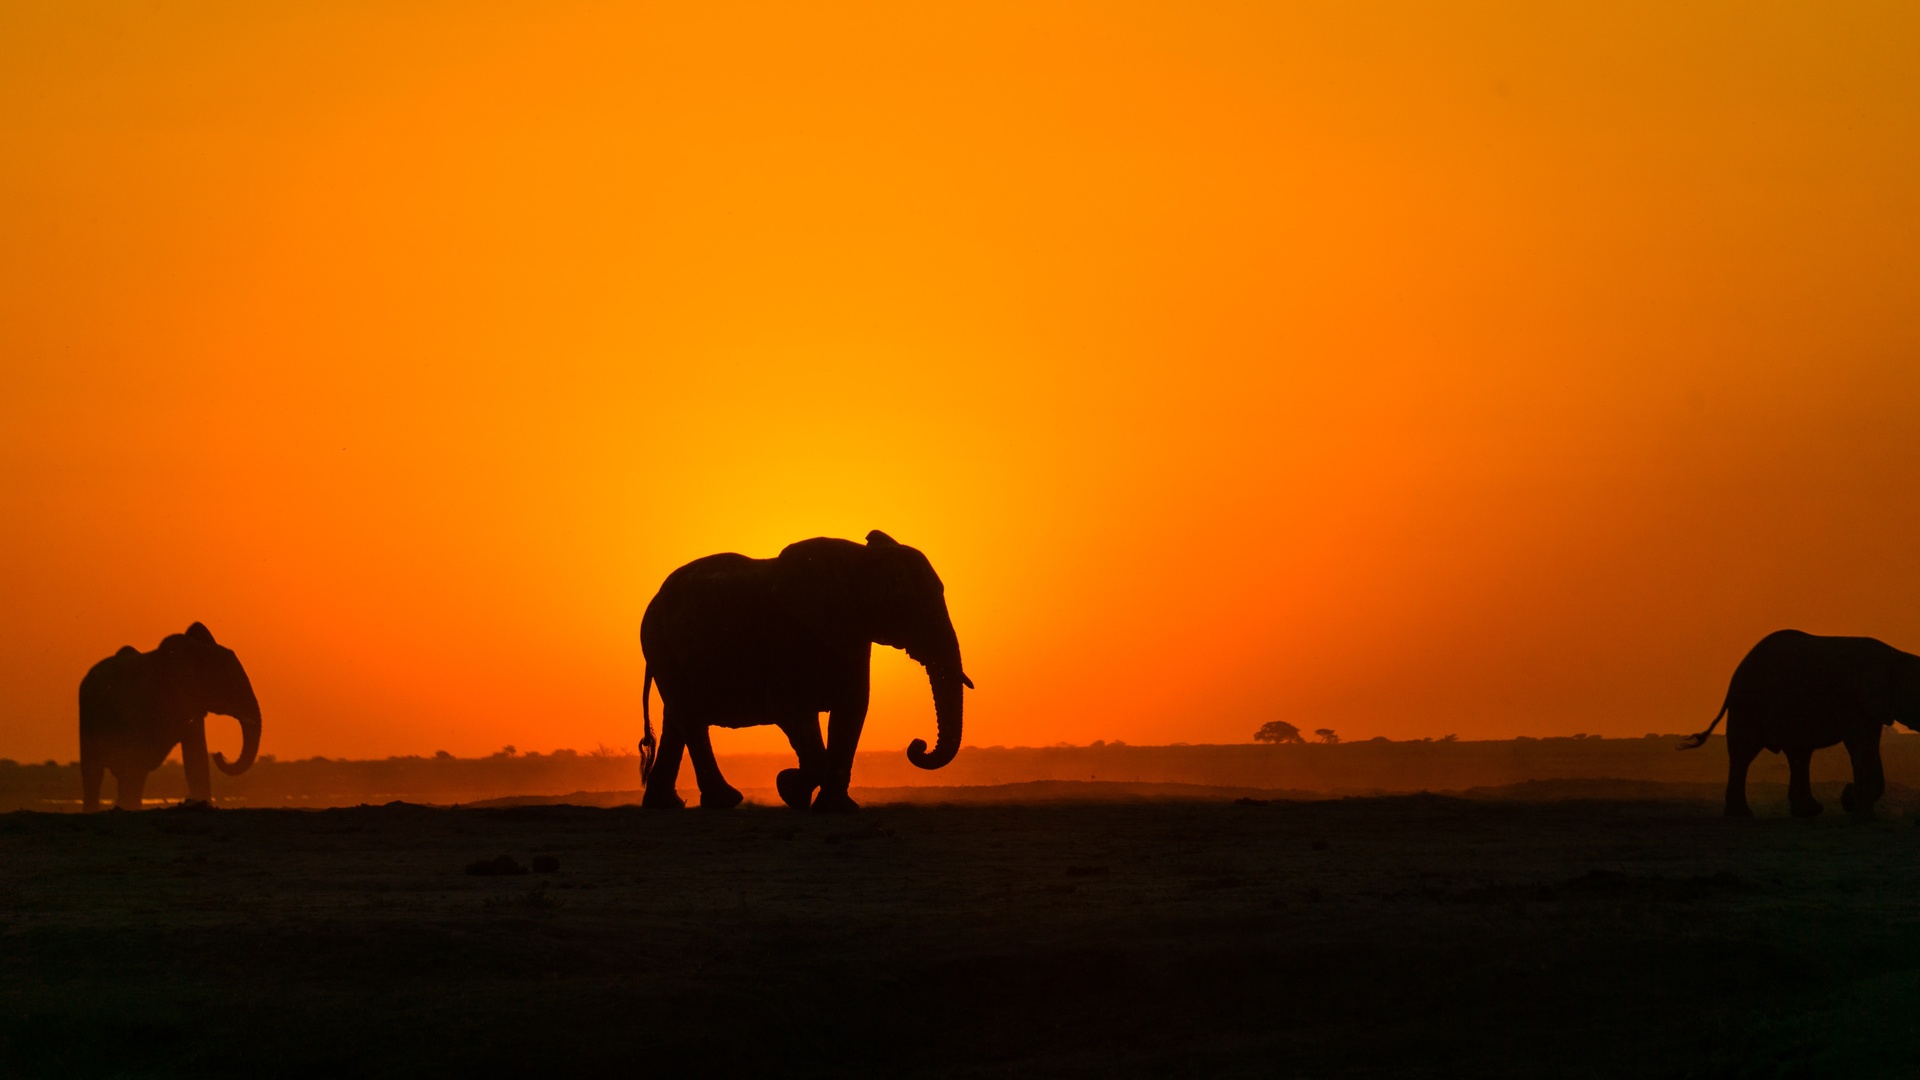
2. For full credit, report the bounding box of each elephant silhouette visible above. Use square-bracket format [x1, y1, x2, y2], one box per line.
[638, 530, 971, 812]
[1681, 629, 1920, 818]
[78, 622, 261, 811]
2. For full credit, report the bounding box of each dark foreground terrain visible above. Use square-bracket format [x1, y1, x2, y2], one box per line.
[2, 794, 1913, 1078]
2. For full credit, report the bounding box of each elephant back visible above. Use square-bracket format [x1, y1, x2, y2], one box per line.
[641, 553, 786, 667]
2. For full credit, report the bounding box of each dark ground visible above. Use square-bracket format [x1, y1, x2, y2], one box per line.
[1, 791, 1913, 1078]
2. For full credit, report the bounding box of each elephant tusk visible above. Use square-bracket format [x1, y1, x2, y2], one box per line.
[961, 673, 974, 689]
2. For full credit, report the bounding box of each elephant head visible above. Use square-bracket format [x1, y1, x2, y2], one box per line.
[1897, 651, 1920, 733]
[162, 622, 262, 775]
[859, 530, 972, 769]
[775, 530, 972, 770]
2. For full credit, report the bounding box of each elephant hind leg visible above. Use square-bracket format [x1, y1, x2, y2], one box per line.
[777, 715, 827, 811]
[640, 718, 688, 809]
[1785, 748, 1822, 817]
[684, 723, 742, 810]
[1723, 730, 1761, 818]
[81, 751, 104, 813]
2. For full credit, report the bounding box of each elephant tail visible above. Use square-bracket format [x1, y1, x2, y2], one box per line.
[639, 666, 657, 784]
[1677, 697, 1729, 750]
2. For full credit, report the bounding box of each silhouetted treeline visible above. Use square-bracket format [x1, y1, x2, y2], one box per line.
[5, 735, 1916, 811]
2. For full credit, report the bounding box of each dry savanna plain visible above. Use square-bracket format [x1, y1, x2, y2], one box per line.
[2, 740, 1915, 1078]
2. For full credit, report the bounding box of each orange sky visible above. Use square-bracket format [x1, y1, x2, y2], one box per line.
[3, 2, 1918, 763]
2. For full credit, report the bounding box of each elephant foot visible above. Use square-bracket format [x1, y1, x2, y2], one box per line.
[1790, 799, 1823, 818]
[174, 799, 214, 812]
[811, 789, 860, 814]
[776, 769, 818, 812]
[698, 785, 744, 810]
[640, 788, 686, 810]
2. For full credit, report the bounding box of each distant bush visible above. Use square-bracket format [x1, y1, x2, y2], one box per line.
[1254, 721, 1304, 745]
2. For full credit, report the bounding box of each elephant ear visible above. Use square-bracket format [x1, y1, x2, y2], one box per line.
[185, 622, 217, 645]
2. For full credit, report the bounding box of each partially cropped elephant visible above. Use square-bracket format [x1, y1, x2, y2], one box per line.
[638, 530, 971, 812]
[79, 622, 262, 811]
[1681, 629, 1920, 819]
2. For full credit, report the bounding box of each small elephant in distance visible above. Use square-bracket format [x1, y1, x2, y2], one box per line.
[79, 622, 262, 811]
[1681, 629, 1920, 819]
[638, 530, 971, 812]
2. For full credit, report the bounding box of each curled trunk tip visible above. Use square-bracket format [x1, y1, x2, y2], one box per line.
[215, 715, 261, 776]
[908, 659, 965, 771]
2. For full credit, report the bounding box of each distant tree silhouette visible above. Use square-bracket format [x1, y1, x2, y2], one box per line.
[1254, 721, 1304, 744]
[1440, 734, 1458, 743]
[1313, 728, 1339, 744]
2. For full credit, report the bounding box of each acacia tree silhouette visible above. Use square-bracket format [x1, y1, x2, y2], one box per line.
[1254, 721, 1304, 744]
[1314, 728, 1340, 744]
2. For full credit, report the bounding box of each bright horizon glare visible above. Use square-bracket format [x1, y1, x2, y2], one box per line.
[3, 2, 1918, 763]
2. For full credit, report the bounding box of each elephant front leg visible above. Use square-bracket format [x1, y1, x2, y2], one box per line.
[112, 767, 148, 811]
[181, 718, 213, 806]
[1785, 748, 1822, 817]
[1840, 727, 1885, 820]
[814, 692, 870, 814]
[684, 723, 743, 810]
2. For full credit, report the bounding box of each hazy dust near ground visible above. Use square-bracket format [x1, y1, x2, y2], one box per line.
[11, 736, 1916, 810]
[1, 796, 1913, 1078]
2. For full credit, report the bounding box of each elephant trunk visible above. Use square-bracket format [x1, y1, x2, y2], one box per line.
[906, 627, 967, 771]
[214, 700, 260, 777]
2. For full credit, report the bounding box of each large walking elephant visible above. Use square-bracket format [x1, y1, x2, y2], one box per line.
[1681, 630, 1920, 819]
[638, 530, 971, 812]
[79, 622, 262, 811]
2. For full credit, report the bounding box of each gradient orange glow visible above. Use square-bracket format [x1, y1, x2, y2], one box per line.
[4, 2, 1918, 763]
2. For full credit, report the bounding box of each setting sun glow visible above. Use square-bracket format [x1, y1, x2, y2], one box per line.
[4, 1, 1917, 762]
